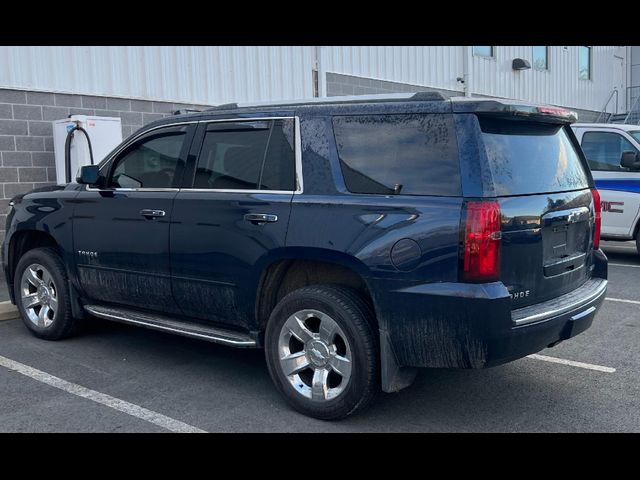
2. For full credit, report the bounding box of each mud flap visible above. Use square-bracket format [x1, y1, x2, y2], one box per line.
[380, 328, 417, 393]
[68, 280, 86, 320]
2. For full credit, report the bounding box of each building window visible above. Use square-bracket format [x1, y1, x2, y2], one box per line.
[473, 46, 494, 58]
[579, 46, 592, 80]
[532, 46, 548, 70]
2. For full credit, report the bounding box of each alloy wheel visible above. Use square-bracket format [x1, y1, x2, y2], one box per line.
[20, 263, 58, 328]
[278, 309, 353, 402]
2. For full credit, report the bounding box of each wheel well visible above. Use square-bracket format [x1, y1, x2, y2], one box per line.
[256, 259, 376, 331]
[8, 230, 59, 285]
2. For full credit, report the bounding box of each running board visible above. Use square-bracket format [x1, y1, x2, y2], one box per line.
[84, 305, 257, 347]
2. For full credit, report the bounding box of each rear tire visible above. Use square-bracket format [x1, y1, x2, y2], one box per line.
[264, 285, 378, 420]
[14, 247, 81, 340]
[636, 229, 640, 256]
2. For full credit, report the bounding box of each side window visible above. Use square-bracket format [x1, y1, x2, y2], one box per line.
[259, 119, 296, 191]
[193, 119, 296, 191]
[581, 131, 638, 171]
[110, 126, 188, 189]
[332, 114, 461, 196]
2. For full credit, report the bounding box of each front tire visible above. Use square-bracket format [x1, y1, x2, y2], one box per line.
[265, 285, 378, 420]
[14, 247, 80, 340]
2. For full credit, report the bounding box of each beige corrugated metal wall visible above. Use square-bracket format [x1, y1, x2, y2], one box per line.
[320, 46, 464, 93]
[0, 46, 315, 105]
[0, 46, 626, 112]
[469, 46, 625, 112]
[321, 46, 625, 113]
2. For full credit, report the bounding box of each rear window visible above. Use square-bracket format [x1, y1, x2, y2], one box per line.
[332, 114, 461, 196]
[479, 117, 589, 196]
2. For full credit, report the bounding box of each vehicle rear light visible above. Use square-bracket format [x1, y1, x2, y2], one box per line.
[591, 188, 601, 250]
[537, 105, 578, 121]
[461, 200, 502, 283]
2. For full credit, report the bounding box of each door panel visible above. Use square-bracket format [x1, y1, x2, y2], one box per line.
[73, 190, 180, 311]
[614, 55, 625, 113]
[500, 190, 594, 309]
[580, 129, 640, 238]
[170, 117, 297, 328]
[73, 123, 195, 312]
[593, 169, 640, 238]
[170, 192, 292, 326]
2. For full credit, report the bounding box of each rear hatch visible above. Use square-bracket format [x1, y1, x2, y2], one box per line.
[477, 116, 596, 309]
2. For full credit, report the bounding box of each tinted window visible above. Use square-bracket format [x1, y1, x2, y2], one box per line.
[581, 131, 639, 171]
[259, 119, 296, 190]
[194, 119, 295, 191]
[630, 131, 640, 143]
[333, 114, 461, 196]
[479, 118, 589, 196]
[110, 126, 187, 189]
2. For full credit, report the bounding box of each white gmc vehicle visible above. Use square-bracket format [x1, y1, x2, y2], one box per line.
[572, 123, 640, 255]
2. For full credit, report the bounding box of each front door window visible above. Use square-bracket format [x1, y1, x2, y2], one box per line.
[581, 131, 639, 171]
[110, 127, 188, 189]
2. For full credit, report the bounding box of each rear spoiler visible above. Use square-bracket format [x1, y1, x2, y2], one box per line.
[451, 98, 578, 124]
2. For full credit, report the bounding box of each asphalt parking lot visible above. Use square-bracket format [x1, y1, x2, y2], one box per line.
[0, 240, 638, 432]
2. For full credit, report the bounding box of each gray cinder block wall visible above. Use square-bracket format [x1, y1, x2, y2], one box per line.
[0, 88, 210, 242]
[326, 72, 462, 98]
[325, 72, 602, 122]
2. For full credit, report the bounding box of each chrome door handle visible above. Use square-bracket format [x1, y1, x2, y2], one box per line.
[140, 209, 166, 219]
[244, 213, 278, 224]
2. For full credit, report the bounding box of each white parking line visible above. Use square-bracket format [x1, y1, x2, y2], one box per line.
[609, 263, 640, 268]
[0, 354, 206, 433]
[526, 354, 616, 373]
[606, 297, 640, 305]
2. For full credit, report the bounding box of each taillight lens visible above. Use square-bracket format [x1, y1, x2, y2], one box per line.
[591, 188, 601, 250]
[461, 200, 502, 282]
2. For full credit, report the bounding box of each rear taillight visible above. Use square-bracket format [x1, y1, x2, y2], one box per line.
[461, 201, 502, 283]
[591, 188, 601, 250]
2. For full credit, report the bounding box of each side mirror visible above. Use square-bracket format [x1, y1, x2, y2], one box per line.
[621, 151, 640, 170]
[76, 165, 101, 185]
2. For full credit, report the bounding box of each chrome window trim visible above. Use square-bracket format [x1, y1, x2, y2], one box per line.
[86, 187, 181, 193]
[86, 120, 198, 192]
[185, 116, 303, 195]
[199, 116, 293, 124]
[182, 189, 295, 195]
[294, 116, 303, 194]
[85, 116, 304, 194]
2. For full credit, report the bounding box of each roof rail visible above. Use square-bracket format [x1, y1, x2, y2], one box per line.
[207, 103, 239, 111]
[173, 108, 203, 115]
[205, 91, 446, 112]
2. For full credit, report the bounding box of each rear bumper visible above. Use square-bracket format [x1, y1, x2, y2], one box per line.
[484, 276, 606, 366]
[375, 250, 608, 391]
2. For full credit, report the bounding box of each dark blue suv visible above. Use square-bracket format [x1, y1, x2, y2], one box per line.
[2, 93, 608, 419]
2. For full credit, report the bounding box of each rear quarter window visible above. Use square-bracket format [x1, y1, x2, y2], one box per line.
[332, 114, 461, 196]
[479, 117, 589, 196]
